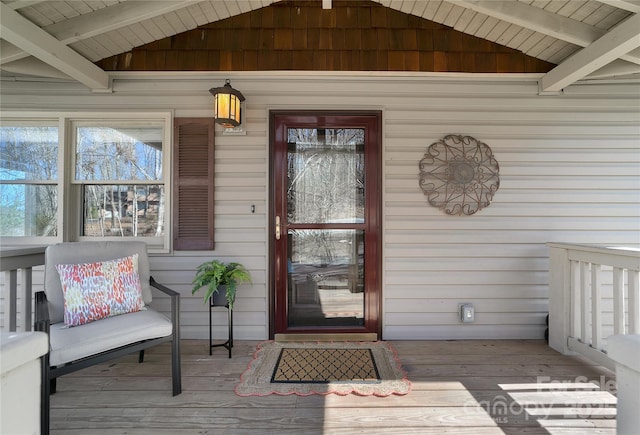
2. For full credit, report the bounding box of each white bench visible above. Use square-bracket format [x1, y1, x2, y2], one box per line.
[36, 241, 181, 434]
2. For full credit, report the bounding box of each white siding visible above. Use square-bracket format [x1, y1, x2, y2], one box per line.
[1, 72, 638, 340]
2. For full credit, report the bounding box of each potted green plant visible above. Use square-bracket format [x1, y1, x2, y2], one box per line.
[191, 259, 251, 309]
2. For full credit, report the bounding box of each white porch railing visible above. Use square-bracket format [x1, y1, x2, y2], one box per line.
[549, 242, 640, 370]
[0, 246, 46, 332]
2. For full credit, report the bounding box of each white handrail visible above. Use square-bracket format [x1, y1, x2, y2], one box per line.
[549, 243, 640, 370]
[0, 246, 46, 332]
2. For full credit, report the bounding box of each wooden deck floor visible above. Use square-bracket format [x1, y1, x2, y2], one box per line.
[50, 340, 617, 434]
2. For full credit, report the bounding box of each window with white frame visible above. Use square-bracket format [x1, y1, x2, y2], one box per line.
[0, 113, 171, 251]
[0, 121, 59, 237]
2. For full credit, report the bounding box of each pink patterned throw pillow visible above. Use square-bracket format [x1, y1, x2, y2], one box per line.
[56, 254, 145, 327]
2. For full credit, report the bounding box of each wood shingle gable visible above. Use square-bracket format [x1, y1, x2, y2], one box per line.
[96, 0, 554, 74]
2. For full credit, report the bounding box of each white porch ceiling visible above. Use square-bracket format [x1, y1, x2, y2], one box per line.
[1, 0, 639, 93]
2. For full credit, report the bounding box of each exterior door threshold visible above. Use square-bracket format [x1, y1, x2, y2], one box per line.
[274, 333, 378, 342]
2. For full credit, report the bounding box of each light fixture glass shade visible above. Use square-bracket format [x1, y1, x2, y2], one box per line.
[209, 79, 245, 128]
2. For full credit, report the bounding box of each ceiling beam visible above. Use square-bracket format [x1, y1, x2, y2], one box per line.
[45, 0, 202, 44]
[0, 41, 24, 65]
[3, 0, 47, 11]
[0, 56, 73, 80]
[0, 3, 110, 90]
[448, 0, 640, 65]
[594, 0, 640, 13]
[449, 0, 603, 46]
[587, 59, 640, 79]
[540, 14, 640, 92]
[1, 0, 202, 65]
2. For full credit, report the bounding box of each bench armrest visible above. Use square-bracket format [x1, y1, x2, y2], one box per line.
[150, 276, 179, 298]
[149, 276, 180, 339]
[34, 291, 50, 334]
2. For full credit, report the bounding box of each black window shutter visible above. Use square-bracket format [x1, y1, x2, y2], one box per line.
[173, 118, 214, 250]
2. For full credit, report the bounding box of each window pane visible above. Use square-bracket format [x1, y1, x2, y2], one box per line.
[75, 126, 163, 181]
[0, 125, 58, 236]
[0, 126, 58, 180]
[82, 184, 165, 237]
[0, 184, 57, 236]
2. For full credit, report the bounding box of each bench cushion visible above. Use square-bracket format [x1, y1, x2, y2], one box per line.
[49, 309, 172, 366]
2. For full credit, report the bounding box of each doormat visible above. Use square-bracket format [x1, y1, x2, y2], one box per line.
[271, 348, 379, 383]
[235, 341, 411, 396]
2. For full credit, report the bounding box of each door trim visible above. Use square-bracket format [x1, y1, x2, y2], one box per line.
[268, 110, 382, 339]
[274, 333, 378, 342]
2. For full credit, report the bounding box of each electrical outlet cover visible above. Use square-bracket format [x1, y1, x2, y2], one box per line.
[459, 303, 475, 323]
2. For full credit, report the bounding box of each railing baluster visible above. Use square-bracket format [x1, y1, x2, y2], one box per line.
[7, 270, 18, 331]
[570, 260, 581, 338]
[613, 267, 625, 335]
[580, 261, 590, 344]
[629, 270, 639, 334]
[20, 267, 33, 332]
[591, 263, 602, 350]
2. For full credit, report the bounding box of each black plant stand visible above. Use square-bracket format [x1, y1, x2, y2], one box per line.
[209, 293, 233, 358]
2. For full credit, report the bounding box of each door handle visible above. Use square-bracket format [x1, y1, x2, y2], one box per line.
[275, 215, 281, 240]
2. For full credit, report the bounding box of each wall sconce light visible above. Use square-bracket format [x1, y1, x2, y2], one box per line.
[209, 79, 245, 128]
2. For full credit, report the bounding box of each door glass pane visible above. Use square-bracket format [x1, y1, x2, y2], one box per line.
[287, 229, 364, 327]
[287, 128, 364, 224]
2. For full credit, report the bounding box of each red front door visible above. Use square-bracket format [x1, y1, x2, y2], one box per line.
[270, 111, 382, 336]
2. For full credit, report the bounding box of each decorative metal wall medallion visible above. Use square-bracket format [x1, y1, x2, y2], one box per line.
[419, 135, 500, 216]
